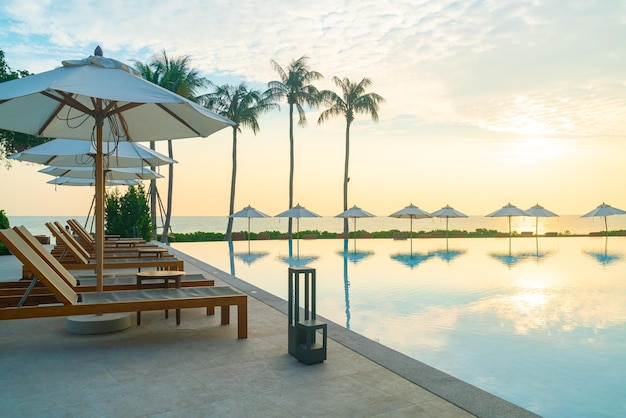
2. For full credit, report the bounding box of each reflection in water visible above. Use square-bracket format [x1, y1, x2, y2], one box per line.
[234, 251, 269, 265]
[433, 248, 467, 264]
[278, 254, 319, 267]
[337, 240, 375, 329]
[584, 236, 624, 266]
[390, 252, 433, 269]
[488, 250, 550, 268]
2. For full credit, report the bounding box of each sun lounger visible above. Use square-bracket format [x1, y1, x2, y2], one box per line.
[0, 226, 214, 307]
[40, 223, 184, 277]
[0, 228, 247, 338]
[66, 219, 148, 251]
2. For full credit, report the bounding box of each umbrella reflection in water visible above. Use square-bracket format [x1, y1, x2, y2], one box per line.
[390, 252, 433, 269]
[432, 248, 467, 264]
[584, 236, 624, 267]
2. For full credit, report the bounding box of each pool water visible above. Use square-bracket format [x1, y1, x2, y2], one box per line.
[173, 236, 626, 417]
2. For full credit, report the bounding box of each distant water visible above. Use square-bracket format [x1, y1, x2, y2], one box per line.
[7, 214, 626, 238]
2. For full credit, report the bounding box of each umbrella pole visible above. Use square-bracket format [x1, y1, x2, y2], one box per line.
[297, 218, 300, 257]
[410, 217, 413, 255]
[604, 216, 608, 237]
[95, 109, 104, 293]
[353, 217, 357, 252]
[247, 218, 251, 253]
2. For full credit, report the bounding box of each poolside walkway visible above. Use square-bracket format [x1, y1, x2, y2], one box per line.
[0, 244, 537, 417]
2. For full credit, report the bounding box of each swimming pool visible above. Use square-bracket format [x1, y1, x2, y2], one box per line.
[173, 236, 626, 417]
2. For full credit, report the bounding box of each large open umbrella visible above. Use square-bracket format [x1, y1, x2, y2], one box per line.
[486, 203, 532, 237]
[336, 205, 375, 251]
[229, 205, 270, 251]
[39, 165, 163, 180]
[526, 204, 558, 236]
[581, 203, 626, 236]
[9, 138, 177, 168]
[430, 204, 468, 238]
[0, 47, 234, 292]
[47, 177, 140, 187]
[275, 203, 321, 240]
[389, 203, 431, 253]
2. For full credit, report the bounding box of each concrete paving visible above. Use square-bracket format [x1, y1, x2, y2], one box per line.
[0, 242, 538, 417]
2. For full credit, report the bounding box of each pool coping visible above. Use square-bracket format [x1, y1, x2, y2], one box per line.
[169, 246, 540, 418]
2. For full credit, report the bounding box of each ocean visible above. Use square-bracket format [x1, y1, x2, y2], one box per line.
[7, 214, 626, 238]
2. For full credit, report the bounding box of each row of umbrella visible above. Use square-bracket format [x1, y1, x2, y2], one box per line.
[231, 201, 626, 244]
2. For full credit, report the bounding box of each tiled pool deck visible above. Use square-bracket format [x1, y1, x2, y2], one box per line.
[0, 244, 538, 417]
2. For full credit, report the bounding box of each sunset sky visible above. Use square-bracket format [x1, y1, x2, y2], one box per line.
[1, 1, 625, 217]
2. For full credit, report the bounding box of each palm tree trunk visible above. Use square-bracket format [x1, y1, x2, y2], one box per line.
[225, 127, 237, 240]
[149, 141, 157, 241]
[161, 139, 174, 244]
[288, 103, 294, 237]
[343, 121, 351, 234]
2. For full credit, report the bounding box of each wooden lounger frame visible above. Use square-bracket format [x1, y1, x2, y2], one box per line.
[41, 222, 184, 274]
[0, 228, 247, 339]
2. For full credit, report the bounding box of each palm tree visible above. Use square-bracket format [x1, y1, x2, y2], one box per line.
[318, 77, 385, 234]
[199, 83, 278, 241]
[134, 51, 208, 243]
[267, 56, 322, 237]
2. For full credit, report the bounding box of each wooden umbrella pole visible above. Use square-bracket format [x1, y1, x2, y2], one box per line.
[95, 107, 104, 292]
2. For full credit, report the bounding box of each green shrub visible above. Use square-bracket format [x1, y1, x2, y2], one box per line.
[105, 185, 153, 240]
[0, 209, 9, 255]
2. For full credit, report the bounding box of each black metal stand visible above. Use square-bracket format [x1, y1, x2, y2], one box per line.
[288, 267, 327, 365]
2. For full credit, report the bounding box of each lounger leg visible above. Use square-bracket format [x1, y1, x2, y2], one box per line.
[176, 309, 181, 325]
[238, 303, 248, 339]
[137, 311, 141, 325]
[206, 306, 215, 316]
[220, 305, 230, 325]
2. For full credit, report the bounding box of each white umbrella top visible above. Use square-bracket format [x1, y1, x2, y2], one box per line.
[581, 203, 626, 218]
[526, 204, 558, 218]
[486, 203, 532, 217]
[430, 204, 468, 218]
[336, 205, 376, 218]
[9, 138, 177, 168]
[39, 165, 163, 180]
[47, 177, 141, 187]
[230, 205, 271, 219]
[389, 203, 431, 219]
[275, 204, 321, 218]
[0, 53, 235, 141]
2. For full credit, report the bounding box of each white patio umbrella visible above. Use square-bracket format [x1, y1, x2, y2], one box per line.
[229, 205, 270, 250]
[275, 204, 321, 240]
[0, 47, 234, 291]
[581, 203, 626, 236]
[39, 165, 163, 180]
[486, 203, 532, 237]
[336, 205, 376, 251]
[9, 138, 177, 168]
[47, 177, 140, 187]
[526, 204, 559, 236]
[430, 204, 468, 238]
[389, 204, 431, 253]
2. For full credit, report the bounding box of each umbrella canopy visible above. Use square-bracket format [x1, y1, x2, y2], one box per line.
[230, 205, 270, 248]
[526, 204, 559, 236]
[430, 204, 468, 239]
[581, 203, 626, 236]
[389, 203, 431, 253]
[47, 177, 140, 187]
[275, 203, 321, 239]
[336, 205, 376, 250]
[486, 203, 532, 237]
[9, 138, 177, 168]
[0, 47, 234, 291]
[39, 166, 163, 180]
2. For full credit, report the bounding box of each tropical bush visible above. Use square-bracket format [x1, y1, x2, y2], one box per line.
[0, 209, 9, 255]
[105, 185, 152, 240]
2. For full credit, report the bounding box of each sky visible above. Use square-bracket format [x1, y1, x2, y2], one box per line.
[0, 0, 625, 218]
